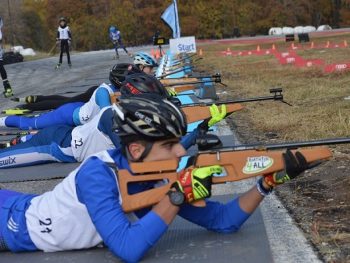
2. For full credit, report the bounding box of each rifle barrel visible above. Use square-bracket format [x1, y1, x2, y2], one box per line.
[201, 137, 350, 153]
[182, 95, 282, 107]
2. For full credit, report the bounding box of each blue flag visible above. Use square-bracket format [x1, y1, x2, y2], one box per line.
[161, 0, 181, 38]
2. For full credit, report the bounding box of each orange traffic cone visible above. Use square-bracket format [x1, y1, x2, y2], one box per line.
[154, 50, 160, 59]
[271, 44, 276, 50]
[344, 40, 348, 47]
[291, 42, 295, 49]
[256, 45, 261, 52]
[310, 42, 314, 49]
[199, 48, 203, 56]
[325, 41, 330, 48]
[150, 48, 155, 57]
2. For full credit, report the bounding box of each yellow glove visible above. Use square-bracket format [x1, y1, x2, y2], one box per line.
[166, 87, 178, 97]
[208, 104, 227, 127]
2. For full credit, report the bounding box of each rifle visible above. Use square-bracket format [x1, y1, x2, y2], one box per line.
[180, 88, 290, 123]
[160, 73, 221, 83]
[168, 53, 197, 64]
[157, 66, 193, 79]
[117, 137, 350, 212]
[163, 73, 226, 87]
[182, 88, 292, 108]
[168, 57, 203, 67]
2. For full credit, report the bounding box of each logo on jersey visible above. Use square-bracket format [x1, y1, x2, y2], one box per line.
[0, 157, 16, 167]
[7, 216, 19, 232]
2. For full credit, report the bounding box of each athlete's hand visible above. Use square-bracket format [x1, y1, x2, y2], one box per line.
[166, 87, 177, 97]
[174, 165, 222, 203]
[198, 104, 227, 133]
[264, 150, 308, 187]
[208, 104, 227, 127]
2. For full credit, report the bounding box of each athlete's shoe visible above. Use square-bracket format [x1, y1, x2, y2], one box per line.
[1, 108, 32, 115]
[3, 80, 13, 98]
[128, 52, 133, 58]
[55, 63, 61, 69]
[3, 88, 13, 98]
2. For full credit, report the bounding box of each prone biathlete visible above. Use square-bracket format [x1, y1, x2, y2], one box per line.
[0, 67, 145, 130]
[9, 51, 156, 112]
[0, 81, 115, 130]
[0, 95, 310, 262]
[0, 80, 225, 168]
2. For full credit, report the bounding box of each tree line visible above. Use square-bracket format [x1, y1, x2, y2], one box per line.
[0, 0, 349, 51]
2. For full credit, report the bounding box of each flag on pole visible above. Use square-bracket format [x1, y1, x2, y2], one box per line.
[161, 0, 181, 38]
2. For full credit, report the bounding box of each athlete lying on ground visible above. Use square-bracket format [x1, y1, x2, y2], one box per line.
[0, 77, 226, 168]
[0, 95, 309, 262]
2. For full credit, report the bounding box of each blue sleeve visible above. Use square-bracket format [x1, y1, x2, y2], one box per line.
[95, 87, 112, 109]
[98, 108, 121, 148]
[178, 198, 251, 233]
[75, 157, 168, 262]
[180, 128, 200, 150]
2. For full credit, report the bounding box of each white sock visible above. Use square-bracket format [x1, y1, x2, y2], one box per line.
[0, 117, 7, 127]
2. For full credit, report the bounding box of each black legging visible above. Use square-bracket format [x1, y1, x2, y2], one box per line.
[22, 85, 98, 111]
[59, 39, 71, 64]
[0, 60, 7, 80]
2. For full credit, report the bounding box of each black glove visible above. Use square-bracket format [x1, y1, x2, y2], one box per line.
[264, 149, 308, 187]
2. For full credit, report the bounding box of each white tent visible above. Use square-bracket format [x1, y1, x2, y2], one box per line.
[268, 27, 283, 35]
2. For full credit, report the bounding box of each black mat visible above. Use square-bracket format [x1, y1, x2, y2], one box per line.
[0, 163, 78, 183]
[0, 195, 273, 263]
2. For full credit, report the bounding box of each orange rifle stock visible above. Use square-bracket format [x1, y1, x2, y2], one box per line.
[118, 145, 334, 213]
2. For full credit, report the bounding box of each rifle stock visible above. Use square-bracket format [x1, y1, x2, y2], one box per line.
[182, 103, 244, 123]
[118, 147, 332, 212]
[160, 78, 199, 86]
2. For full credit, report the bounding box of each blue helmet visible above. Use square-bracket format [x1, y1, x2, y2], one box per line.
[133, 52, 158, 67]
[109, 26, 117, 33]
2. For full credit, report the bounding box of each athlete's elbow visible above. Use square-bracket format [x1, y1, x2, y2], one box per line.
[111, 245, 148, 263]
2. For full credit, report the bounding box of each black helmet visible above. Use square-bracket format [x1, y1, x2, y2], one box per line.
[120, 73, 170, 99]
[59, 17, 66, 22]
[113, 94, 187, 141]
[109, 63, 142, 88]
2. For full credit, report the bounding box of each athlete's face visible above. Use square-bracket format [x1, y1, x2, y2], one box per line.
[142, 66, 153, 74]
[59, 21, 66, 27]
[128, 138, 186, 162]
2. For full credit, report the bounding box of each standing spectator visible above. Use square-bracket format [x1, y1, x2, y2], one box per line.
[55, 17, 72, 69]
[0, 17, 13, 98]
[109, 25, 132, 59]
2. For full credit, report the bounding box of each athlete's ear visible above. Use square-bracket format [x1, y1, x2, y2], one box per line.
[128, 142, 145, 161]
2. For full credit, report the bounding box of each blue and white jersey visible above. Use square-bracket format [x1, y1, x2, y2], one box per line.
[0, 148, 251, 262]
[74, 83, 115, 125]
[57, 26, 71, 40]
[109, 30, 121, 42]
[71, 107, 115, 162]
